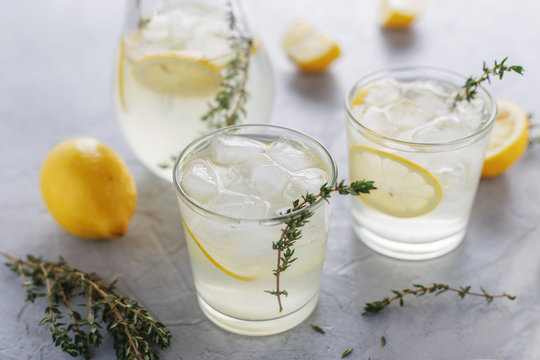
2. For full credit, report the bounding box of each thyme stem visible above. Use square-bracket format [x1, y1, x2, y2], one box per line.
[201, 0, 253, 129]
[454, 57, 523, 105]
[265, 180, 376, 312]
[1, 251, 171, 360]
[363, 283, 517, 314]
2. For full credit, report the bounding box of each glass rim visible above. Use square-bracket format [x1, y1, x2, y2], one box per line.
[172, 124, 338, 223]
[344, 65, 498, 150]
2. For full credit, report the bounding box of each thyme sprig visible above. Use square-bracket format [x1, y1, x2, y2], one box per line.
[265, 180, 376, 312]
[1, 251, 171, 360]
[363, 283, 516, 314]
[454, 57, 524, 104]
[201, 0, 253, 129]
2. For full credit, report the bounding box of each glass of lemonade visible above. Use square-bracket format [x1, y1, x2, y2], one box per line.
[346, 67, 497, 260]
[114, 0, 274, 181]
[173, 124, 337, 335]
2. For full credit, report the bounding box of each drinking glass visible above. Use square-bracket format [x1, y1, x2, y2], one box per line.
[173, 124, 337, 335]
[346, 67, 496, 260]
[113, 0, 274, 181]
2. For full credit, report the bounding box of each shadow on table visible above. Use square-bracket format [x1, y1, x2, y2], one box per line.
[379, 27, 418, 51]
[286, 70, 341, 105]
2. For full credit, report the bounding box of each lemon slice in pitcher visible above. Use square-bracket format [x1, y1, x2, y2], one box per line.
[133, 52, 222, 96]
[350, 146, 442, 218]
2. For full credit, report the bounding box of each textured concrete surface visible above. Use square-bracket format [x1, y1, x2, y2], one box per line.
[1, 0, 539, 359]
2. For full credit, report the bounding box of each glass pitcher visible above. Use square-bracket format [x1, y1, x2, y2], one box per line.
[113, 0, 275, 181]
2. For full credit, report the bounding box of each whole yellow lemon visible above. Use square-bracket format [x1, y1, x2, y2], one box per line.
[40, 137, 137, 239]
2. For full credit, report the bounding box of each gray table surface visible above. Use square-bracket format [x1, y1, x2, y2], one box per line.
[1, 1, 539, 359]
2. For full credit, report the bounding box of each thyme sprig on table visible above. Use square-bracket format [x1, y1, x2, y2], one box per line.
[265, 180, 376, 312]
[201, 0, 253, 129]
[1, 251, 171, 360]
[363, 283, 516, 314]
[454, 57, 524, 104]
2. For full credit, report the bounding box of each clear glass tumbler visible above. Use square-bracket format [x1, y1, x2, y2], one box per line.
[173, 124, 337, 335]
[113, 0, 274, 181]
[346, 67, 496, 260]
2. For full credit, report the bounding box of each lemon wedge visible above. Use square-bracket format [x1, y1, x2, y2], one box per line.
[133, 52, 222, 96]
[181, 216, 259, 282]
[482, 100, 529, 177]
[380, 0, 425, 29]
[350, 146, 442, 217]
[282, 19, 341, 73]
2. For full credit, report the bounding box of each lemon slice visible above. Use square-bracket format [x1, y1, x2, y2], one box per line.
[380, 0, 425, 29]
[351, 85, 373, 107]
[133, 52, 222, 96]
[117, 39, 126, 110]
[482, 100, 529, 177]
[350, 146, 442, 217]
[282, 19, 341, 73]
[181, 216, 258, 282]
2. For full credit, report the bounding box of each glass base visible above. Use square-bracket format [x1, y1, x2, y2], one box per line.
[353, 224, 465, 260]
[197, 293, 319, 336]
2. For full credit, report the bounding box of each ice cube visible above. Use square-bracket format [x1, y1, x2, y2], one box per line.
[455, 98, 488, 132]
[207, 190, 269, 219]
[208, 135, 266, 166]
[214, 165, 248, 194]
[431, 159, 466, 199]
[140, 12, 172, 44]
[385, 98, 435, 131]
[284, 168, 328, 202]
[407, 79, 455, 97]
[181, 159, 219, 203]
[411, 115, 470, 143]
[267, 137, 319, 172]
[364, 80, 402, 106]
[359, 106, 400, 137]
[403, 87, 452, 115]
[233, 154, 291, 204]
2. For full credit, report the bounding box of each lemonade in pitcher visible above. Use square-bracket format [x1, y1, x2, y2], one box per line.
[114, 1, 274, 180]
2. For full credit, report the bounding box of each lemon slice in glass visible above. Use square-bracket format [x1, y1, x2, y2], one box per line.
[133, 52, 222, 96]
[481, 100, 529, 178]
[181, 216, 259, 282]
[350, 146, 442, 218]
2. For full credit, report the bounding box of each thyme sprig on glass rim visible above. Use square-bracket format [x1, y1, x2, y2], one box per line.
[363, 283, 516, 314]
[454, 57, 524, 105]
[0, 251, 171, 360]
[265, 180, 377, 312]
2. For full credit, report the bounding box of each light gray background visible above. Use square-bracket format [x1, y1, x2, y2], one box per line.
[1, 1, 539, 359]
